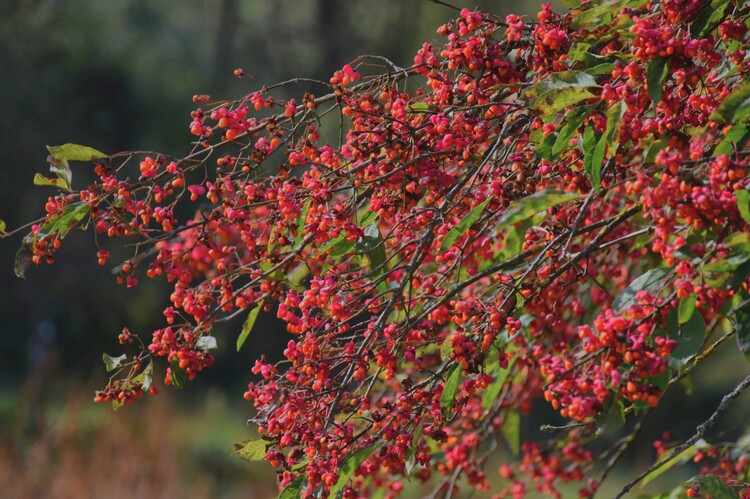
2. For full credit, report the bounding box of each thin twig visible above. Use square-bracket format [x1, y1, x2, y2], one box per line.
[614, 373, 750, 498]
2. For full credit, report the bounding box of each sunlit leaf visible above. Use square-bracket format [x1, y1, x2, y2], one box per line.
[524, 71, 598, 114]
[232, 439, 268, 461]
[502, 410, 520, 456]
[46, 143, 106, 161]
[641, 445, 699, 487]
[37, 202, 91, 238]
[33, 173, 71, 191]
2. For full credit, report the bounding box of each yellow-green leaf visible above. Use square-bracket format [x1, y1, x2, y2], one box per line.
[46, 143, 106, 161]
[34, 173, 71, 191]
[232, 439, 268, 461]
[497, 190, 581, 229]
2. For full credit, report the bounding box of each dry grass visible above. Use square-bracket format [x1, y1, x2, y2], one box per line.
[0, 382, 277, 499]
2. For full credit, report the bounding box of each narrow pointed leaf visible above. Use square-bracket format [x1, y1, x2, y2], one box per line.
[237, 304, 262, 352]
[441, 198, 491, 250]
[646, 57, 670, 107]
[330, 443, 380, 496]
[736, 190, 750, 225]
[497, 190, 580, 229]
[502, 410, 520, 455]
[441, 364, 461, 414]
[710, 83, 750, 124]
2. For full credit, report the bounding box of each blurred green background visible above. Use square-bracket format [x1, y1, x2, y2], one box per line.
[1, 1, 748, 498]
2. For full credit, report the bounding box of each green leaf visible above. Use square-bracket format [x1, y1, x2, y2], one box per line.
[231, 439, 268, 462]
[667, 306, 705, 367]
[684, 474, 740, 499]
[441, 364, 462, 415]
[646, 57, 670, 108]
[279, 475, 305, 499]
[293, 198, 312, 251]
[715, 123, 750, 156]
[46, 143, 106, 161]
[737, 190, 750, 225]
[440, 336, 453, 360]
[102, 353, 127, 372]
[710, 83, 750, 124]
[196, 335, 218, 350]
[502, 410, 520, 456]
[14, 235, 34, 278]
[330, 443, 380, 496]
[237, 304, 262, 352]
[690, 0, 731, 38]
[482, 357, 516, 410]
[568, 0, 648, 30]
[360, 224, 387, 293]
[405, 421, 423, 476]
[535, 133, 557, 161]
[678, 294, 697, 325]
[734, 293, 750, 364]
[357, 209, 379, 227]
[523, 71, 598, 115]
[131, 361, 153, 391]
[441, 198, 491, 251]
[641, 445, 699, 487]
[595, 399, 626, 436]
[582, 123, 601, 191]
[552, 104, 596, 156]
[169, 359, 188, 388]
[589, 101, 626, 191]
[612, 268, 668, 313]
[33, 173, 71, 191]
[586, 63, 616, 76]
[37, 202, 91, 238]
[497, 190, 580, 229]
[0, 219, 7, 235]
